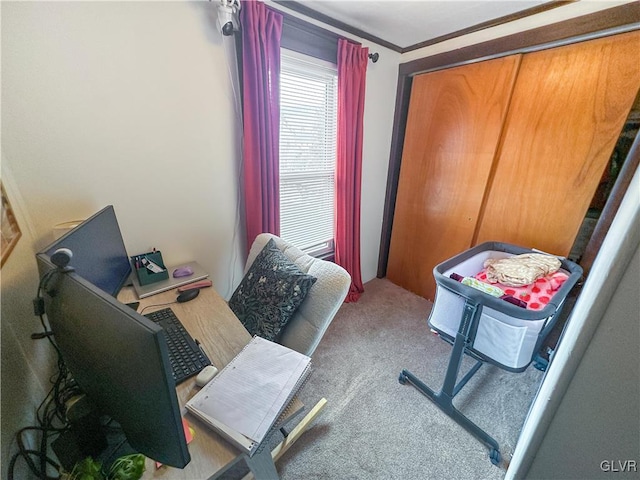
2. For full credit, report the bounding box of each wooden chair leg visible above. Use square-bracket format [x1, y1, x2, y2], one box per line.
[241, 398, 328, 480]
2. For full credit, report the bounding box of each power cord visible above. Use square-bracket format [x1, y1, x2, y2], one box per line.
[139, 301, 178, 314]
[8, 353, 80, 479]
[32, 268, 58, 343]
[9, 268, 81, 479]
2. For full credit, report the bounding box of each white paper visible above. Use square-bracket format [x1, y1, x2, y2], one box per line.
[186, 336, 311, 443]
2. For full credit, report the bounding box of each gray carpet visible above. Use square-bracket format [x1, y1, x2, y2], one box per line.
[228, 278, 544, 479]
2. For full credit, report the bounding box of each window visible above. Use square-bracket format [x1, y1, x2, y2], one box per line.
[279, 49, 338, 257]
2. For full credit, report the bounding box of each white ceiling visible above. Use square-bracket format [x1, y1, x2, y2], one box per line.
[290, 0, 552, 50]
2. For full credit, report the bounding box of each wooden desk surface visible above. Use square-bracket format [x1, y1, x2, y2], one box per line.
[118, 285, 252, 479]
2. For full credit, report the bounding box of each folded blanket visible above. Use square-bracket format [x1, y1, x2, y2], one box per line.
[475, 269, 568, 311]
[483, 253, 561, 287]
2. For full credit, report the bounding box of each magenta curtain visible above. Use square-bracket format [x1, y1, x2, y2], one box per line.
[335, 39, 368, 302]
[240, 1, 283, 251]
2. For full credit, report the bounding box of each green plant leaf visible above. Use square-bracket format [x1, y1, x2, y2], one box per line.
[68, 457, 105, 480]
[107, 453, 146, 480]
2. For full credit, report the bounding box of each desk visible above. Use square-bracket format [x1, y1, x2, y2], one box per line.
[118, 285, 304, 479]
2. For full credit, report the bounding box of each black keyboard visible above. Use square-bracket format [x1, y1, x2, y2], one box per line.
[144, 307, 211, 384]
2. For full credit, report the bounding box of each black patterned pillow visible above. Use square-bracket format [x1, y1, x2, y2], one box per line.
[228, 239, 317, 342]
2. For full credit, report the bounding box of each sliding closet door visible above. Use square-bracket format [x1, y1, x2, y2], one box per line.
[475, 31, 640, 255]
[387, 55, 520, 300]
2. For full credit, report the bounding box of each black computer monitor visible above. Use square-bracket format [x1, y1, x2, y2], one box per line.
[43, 205, 131, 296]
[35, 210, 190, 469]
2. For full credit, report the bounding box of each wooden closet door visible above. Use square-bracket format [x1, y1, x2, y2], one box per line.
[475, 31, 640, 255]
[387, 55, 520, 300]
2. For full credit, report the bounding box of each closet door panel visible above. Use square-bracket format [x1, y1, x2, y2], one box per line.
[475, 30, 640, 255]
[387, 55, 520, 300]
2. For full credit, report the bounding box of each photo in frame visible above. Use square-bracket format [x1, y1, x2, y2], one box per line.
[1, 181, 22, 267]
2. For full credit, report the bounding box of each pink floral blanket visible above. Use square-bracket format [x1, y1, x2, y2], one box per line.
[474, 269, 569, 311]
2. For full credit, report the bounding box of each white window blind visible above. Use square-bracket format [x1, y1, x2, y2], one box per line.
[279, 50, 338, 256]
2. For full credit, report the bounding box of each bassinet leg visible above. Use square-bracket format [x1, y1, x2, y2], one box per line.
[453, 359, 483, 397]
[398, 368, 501, 464]
[399, 301, 501, 465]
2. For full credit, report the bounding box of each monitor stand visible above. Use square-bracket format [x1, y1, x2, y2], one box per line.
[52, 400, 136, 474]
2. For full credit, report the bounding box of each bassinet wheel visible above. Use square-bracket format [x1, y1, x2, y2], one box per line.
[398, 372, 407, 385]
[489, 448, 501, 466]
[533, 353, 549, 372]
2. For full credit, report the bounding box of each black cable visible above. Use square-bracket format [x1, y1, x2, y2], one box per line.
[139, 300, 178, 314]
[33, 268, 62, 354]
[9, 373, 78, 479]
[9, 269, 82, 479]
[99, 433, 130, 478]
[9, 426, 61, 480]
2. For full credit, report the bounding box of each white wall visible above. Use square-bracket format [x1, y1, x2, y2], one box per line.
[358, 52, 399, 283]
[2, 1, 244, 297]
[2, 0, 398, 295]
[1, 160, 59, 479]
[526, 242, 639, 479]
[0, 2, 398, 476]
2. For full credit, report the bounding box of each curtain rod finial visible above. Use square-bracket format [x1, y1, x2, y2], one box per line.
[368, 52, 379, 63]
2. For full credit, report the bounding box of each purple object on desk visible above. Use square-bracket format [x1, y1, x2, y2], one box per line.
[173, 266, 194, 278]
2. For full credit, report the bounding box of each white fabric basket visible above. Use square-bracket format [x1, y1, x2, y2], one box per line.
[428, 244, 578, 371]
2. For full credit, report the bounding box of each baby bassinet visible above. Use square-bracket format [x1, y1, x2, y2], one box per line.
[398, 241, 582, 464]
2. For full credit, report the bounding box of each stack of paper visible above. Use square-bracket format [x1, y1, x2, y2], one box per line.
[185, 336, 311, 455]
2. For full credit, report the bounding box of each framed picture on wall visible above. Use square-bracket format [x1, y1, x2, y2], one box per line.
[1, 181, 22, 267]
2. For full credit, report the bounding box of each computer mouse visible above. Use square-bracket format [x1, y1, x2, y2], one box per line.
[195, 365, 219, 387]
[177, 288, 200, 303]
[173, 266, 194, 278]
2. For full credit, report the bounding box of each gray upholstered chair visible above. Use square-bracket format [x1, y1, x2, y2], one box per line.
[240, 234, 351, 476]
[245, 233, 351, 357]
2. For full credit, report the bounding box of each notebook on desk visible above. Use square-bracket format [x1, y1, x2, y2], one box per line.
[130, 260, 209, 298]
[185, 336, 311, 456]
